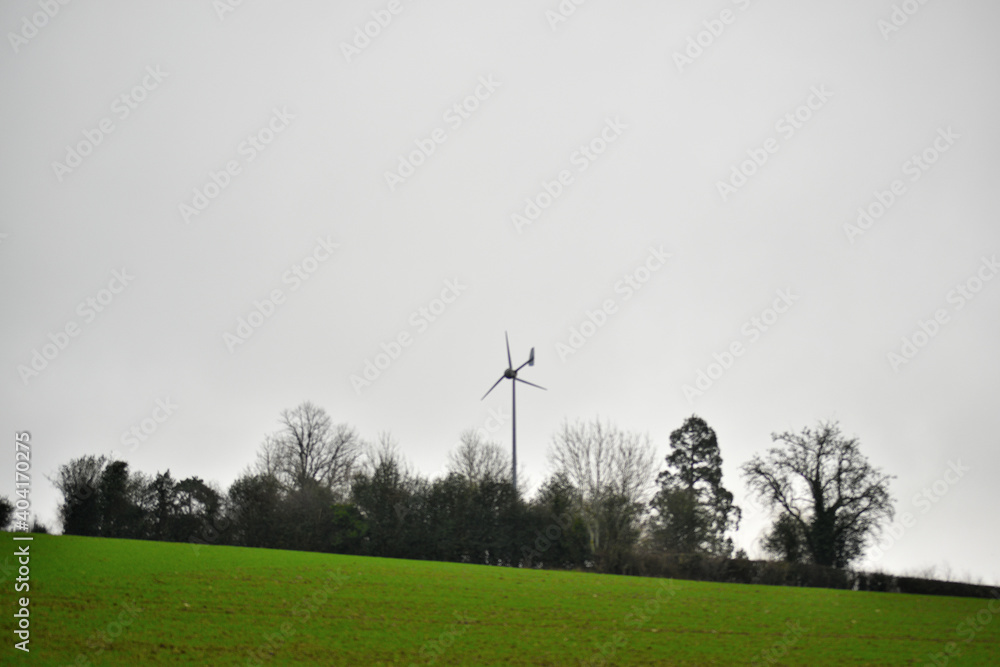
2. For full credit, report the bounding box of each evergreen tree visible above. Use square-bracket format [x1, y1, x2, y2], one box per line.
[649, 415, 741, 556]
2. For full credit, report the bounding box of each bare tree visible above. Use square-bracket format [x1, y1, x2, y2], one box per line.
[741, 420, 895, 568]
[447, 430, 510, 485]
[359, 431, 412, 478]
[49, 454, 108, 535]
[253, 433, 284, 478]
[256, 402, 360, 495]
[550, 419, 655, 503]
[548, 418, 656, 570]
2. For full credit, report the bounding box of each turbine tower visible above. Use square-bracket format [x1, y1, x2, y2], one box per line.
[481, 331, 546, 492]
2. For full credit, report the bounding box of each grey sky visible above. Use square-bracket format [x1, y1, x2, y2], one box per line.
[2, 0, 998, 584]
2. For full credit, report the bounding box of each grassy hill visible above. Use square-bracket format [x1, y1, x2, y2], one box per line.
[3, 533, 998, 665]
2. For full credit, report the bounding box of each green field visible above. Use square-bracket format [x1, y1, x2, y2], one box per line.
[3, 533, 998, 665]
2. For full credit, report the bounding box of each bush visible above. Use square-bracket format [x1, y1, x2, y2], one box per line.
[893, 576, 997, 599]
[614, 548, 993, 599]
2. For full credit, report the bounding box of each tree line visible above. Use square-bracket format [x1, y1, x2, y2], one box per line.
[36, 402, 897, 575]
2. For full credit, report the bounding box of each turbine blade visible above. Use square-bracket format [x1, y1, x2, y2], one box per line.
[515, 378, 546, 391]
[505, 331, 512, 369]
[481, 376, 505, 400]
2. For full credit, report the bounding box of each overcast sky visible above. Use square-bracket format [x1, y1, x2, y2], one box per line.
[2, 0, 998, 584]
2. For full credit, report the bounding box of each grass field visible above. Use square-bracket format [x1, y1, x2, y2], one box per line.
[3, 533, 998, 665]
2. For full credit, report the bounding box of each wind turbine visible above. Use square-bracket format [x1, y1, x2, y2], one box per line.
[481, 331, 546, 492]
